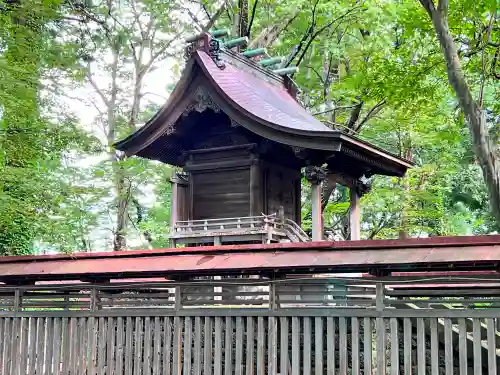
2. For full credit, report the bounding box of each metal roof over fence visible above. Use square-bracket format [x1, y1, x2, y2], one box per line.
[0, 235, 498, 283]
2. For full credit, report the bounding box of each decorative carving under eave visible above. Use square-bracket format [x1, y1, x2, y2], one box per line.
[230, 118, 241, 128]
[354, 179, 372, 197]
[304, 165, 328, 185]
[327, 171, 372, 197]
[292, 146, 307, 160]
[161, 120, 176, 136]
[184, 87, 221, 115]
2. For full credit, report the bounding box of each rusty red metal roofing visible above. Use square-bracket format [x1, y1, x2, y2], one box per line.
[196, 51, 331, 133]
[0, 235, 498, 282]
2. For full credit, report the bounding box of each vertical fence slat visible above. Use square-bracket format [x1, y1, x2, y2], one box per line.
[97, 317, 106, 375]
[315, 317, 324, 375]
[303, 317, 311, 375]
[472, 318, 481, 375]
[193, 317, 202, 375]
[327, 317, 335, 375]
[144, 317, 152, 375]
[339, 317, 347, 375]
[116, 317, 124, 375]
[430, 318, 439, 375]
[134, 317, 144, 375]
[51, 318, 62, 375]
[291, 317, 300, 375]
[364, 318, 372, 375]
[280, 317, 289, 375]
[21, 317, 30, 375]
[352, 317, 360, 375]
[45, 318, 54, 375]
[0, 318, 4, 375]
[246, 317, 254, 375]
[79, 318, 88, 375]
[20, 317, 27, 375]
[107, 317, 116, 375]
[87, 317, 97, 375]
[214, 317, 223, 375]
[183, 317, 193, 375]
[403, 318, 412, 375]
[256, 317, 265, 375]
[390, 318, 398, 375]
[487, 318, 497, 375]
[458, 318, 467, 375]
[124, 317, 133, 375]
[60, 318, 69, 375]
[486, 319, 497, 375]
[152, 317, 161, 375]
[11, 318, 20, 375]
[225, 317, 234, 375]
[36, 318, 45, 375]
[203, 317, 213, 375]
[268, 317, 277, 375]
[193, 316, 202, 375]
[28, 318, 36, 375]
[68, 318, 77, 375]
[444, 318, 453, 375]
[7, 318, 15, 375]
[235, 317, 243, 375]
[376, 317, 386, 375]
[417, 318, 425, 375]
[164, 317, 173, 375]
[173, 317, 182, 375]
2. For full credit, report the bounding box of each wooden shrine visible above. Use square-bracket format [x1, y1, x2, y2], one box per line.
[115, 31, 412, 245]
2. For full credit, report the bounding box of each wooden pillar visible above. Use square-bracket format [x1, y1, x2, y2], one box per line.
[311, 181, 323, 241]
[305, 166, 326, 241]
[350, 187, 360, 240]
[249, 158, 262, 216]
[170, 178, 179, 230]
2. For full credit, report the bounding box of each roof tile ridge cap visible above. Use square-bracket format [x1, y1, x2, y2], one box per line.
[220, 49, 284, 85]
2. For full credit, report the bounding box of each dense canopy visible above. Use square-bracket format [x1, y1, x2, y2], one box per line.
[0, 0, 498, 254]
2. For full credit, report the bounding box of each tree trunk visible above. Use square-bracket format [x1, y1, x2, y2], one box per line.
[419, 0, 500, 225]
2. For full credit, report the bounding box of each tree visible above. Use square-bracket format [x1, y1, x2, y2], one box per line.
[417, 0, 500, 225]
[0, 0, 99, 254]
[204, 0, 498, 238]
[63, 0, 193, 250]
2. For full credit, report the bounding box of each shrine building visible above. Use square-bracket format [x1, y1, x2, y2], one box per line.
[115, 31, 412, 246]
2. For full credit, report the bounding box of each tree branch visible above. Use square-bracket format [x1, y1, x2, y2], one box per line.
[204, 3, 227, 31]
[295, 6, 363, 68]
[418, 0, 435, 16]
[246, 0, 258, 38]
[86, 62, 109, 107]
[479, 12, 496, 106]
[355, 99, 387, 132]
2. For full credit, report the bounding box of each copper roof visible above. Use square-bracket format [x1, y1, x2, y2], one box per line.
[196, 51, 331, 133]
[115, 43, 412, 176]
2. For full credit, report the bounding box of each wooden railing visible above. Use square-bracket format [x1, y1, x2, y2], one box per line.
[172, 213, 311, 243]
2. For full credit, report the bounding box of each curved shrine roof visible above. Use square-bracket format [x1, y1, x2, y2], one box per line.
[196, 51, 332, 133]
[115, 39, 412, 176]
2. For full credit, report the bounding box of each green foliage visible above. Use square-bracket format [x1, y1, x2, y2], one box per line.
[0, 0, 498, 254]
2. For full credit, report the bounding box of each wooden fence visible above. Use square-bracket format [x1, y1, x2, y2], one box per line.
[0, 277, 499, 374]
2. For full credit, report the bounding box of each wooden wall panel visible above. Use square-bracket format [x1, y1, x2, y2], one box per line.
[192, 169, 251, 219]
[263, 163, 301, 222]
